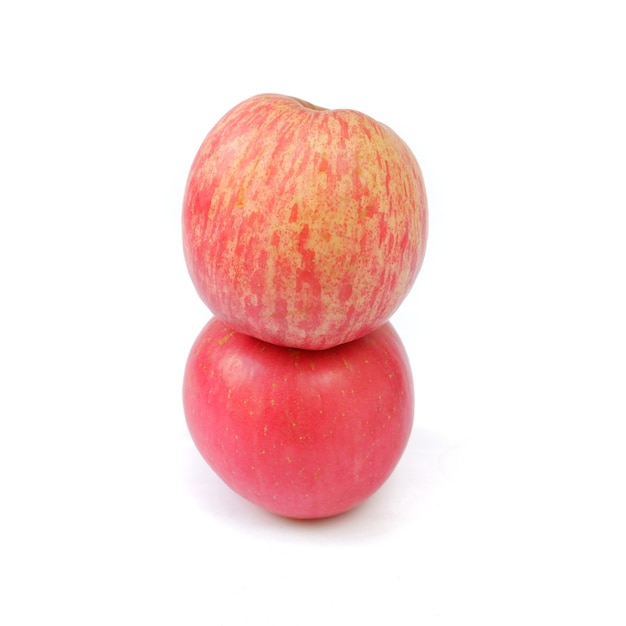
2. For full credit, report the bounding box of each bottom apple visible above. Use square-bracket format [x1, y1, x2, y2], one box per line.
[183, 318, 414, 519]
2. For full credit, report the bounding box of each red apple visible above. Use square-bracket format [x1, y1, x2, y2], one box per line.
[183, 94, 428, 350]
[183, 317, 414, 519]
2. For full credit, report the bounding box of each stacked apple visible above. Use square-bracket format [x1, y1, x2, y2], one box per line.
[182, 94, 428, 519]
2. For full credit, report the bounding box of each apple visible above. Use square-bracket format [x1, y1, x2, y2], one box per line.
[183, 93, 428, 350]
[183, 317, 414, 519]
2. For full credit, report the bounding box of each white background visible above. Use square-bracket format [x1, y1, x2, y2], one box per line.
[1, 1, 624, 623]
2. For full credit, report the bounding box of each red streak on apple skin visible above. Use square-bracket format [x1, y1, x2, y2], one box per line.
[183, 94, 428, 349]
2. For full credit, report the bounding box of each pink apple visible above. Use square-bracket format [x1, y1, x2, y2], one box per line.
[183, 94, 428, 350]
[183, 317, 414, 519]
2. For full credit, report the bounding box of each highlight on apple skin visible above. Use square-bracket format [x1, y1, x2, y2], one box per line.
[183, 317, 414, 519]
[183, 93, 428, 350]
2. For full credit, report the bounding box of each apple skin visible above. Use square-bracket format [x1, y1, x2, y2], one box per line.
[182, 93, 428, 350]
[183, 317, 414, 519]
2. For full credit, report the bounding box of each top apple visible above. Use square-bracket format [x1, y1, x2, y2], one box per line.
[182, 94, 428, 350]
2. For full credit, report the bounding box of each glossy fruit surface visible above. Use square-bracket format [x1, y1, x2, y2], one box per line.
[183, 317, 414, 519]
